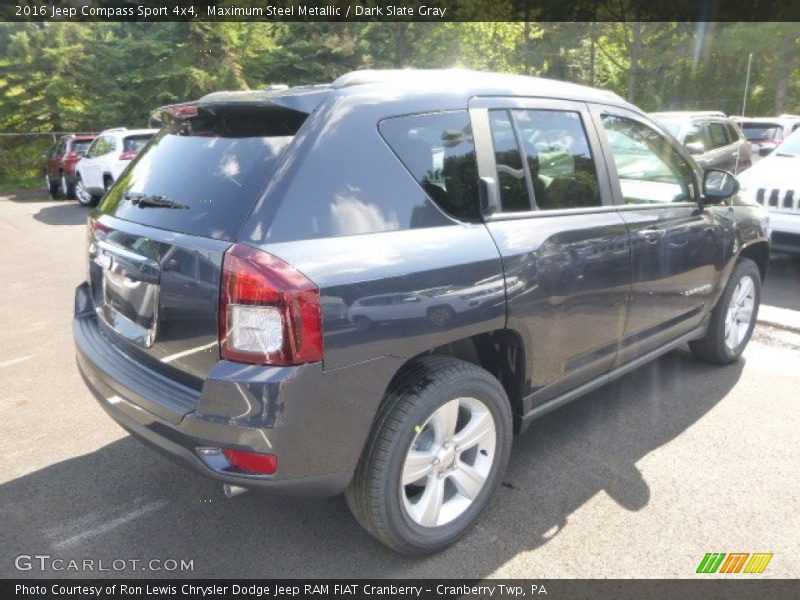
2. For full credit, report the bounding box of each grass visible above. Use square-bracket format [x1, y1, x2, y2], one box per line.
[0, 177, 41, 193]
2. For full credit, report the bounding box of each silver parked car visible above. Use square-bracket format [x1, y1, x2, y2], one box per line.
[651, 111, 751, 173]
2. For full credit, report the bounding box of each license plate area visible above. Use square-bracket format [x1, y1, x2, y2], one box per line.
[93, 241, 161, 348]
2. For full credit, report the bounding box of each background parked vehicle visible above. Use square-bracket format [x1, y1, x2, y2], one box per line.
[74, 70, 769, 554]
[730, 115, 800, 162]
[74, 127, 156, 206]
[650, 111, 751, 173]
[738, 127, 800, 255]
[42, 133, 96, 199]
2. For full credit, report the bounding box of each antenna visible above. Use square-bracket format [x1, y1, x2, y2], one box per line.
[736, 53, 754, 175]
[740, 53, 753, 117]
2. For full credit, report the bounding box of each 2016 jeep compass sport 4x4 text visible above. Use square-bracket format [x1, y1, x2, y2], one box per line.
[74, 69, 769, 554]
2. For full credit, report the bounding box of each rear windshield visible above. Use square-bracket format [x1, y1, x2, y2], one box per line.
[741, 124, 781, 141]
[123, 134, 153, 153]
[99, 107, 306, 240]
[72, 140, 94, 155]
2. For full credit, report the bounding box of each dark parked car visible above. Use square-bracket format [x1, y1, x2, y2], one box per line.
[731, 115, 800, 161]
[650, 111, 751, 173]
[74, 70, 770, 554]
[43, 133, 96, 199]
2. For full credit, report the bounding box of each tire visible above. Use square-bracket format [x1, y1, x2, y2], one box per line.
[75, 175, 99, 207]
[61, 171, 75, 200]
[45, 172, 59, 196]
[352, 315, 372, 331]
[346, 356, 512, 554]
[103, 176, 113, 195]
[689, 258, 761, 364]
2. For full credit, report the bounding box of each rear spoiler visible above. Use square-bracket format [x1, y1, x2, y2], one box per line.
[150, 88, 330, 127]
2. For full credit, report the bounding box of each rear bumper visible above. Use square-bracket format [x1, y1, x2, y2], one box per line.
[73, 282, 402, 495]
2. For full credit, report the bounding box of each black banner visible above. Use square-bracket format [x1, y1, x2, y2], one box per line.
[3, 579, 800, 600]
[3, 0, 800, 23]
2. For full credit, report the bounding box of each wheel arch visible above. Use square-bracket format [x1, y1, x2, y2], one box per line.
[737, 240, 769, 282]
[373, 328, 527, 436]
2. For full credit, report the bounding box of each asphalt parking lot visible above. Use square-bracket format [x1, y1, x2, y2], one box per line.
[1, 192, 798, 579]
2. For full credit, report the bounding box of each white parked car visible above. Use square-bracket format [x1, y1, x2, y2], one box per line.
[737, 127, 800, 255]
[75, 128, 157, 206]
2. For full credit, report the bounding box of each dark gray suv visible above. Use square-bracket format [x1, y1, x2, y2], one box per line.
[74, 69, 770, 554]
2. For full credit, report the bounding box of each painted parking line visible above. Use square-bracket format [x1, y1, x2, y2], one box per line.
[52, 500, 168, 551]
[0, 355, 33, 368]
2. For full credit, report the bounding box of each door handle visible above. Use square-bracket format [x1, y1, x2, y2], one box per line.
[636, 228, 666, 242]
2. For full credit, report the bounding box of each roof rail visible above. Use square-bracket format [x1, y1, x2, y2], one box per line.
[651, 110, 727, 118]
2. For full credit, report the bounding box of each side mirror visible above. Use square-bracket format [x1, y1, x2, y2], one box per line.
[703, 169, 739, 203]
[685, 141, 705, 155]
[758, 146, 774, 157]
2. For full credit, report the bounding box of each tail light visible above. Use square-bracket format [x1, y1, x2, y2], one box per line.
[220, 243, 323, 366]
[119, 151, 137, 160]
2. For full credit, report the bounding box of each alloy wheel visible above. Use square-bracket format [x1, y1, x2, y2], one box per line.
[401, 396, 496, 527]
[724, 275, 755, 351]
[75, 178, 90, 205]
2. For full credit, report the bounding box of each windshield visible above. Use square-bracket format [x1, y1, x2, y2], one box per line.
[99, 106, 307, 240]
[741, 124, 781, 141]
[776, 129, 800, 156]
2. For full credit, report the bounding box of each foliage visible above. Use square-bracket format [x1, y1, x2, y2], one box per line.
[1, 21, 799, 188]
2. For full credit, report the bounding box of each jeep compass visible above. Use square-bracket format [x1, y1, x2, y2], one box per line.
[74, 69, 769, 553]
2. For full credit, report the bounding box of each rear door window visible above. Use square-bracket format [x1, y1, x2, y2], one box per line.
[99, 106, 306, 241]
[487, 108, 602, 211]
[683, 123, 709, 148]
[87, 136, 115, 157]
[707, 122, 731, 148]
[488, 110, 530, 212]
[379, 111, 480, 222]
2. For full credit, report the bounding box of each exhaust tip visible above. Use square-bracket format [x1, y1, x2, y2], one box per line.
[223, 484, 248, 498]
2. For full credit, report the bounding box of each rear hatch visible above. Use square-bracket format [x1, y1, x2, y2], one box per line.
[88, 93, 326, 387]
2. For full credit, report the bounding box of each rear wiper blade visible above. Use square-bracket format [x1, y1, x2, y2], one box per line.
[125, 192, 189, 209]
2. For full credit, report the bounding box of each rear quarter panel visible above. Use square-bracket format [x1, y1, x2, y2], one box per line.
[261, 226, 506, 371]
